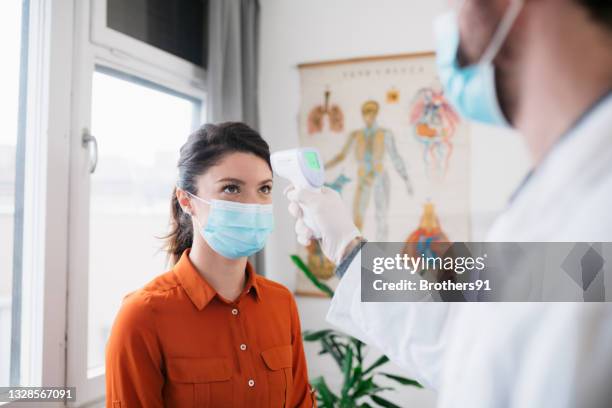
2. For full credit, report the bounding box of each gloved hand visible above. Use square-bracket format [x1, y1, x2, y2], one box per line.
[285, 186, 361, 265]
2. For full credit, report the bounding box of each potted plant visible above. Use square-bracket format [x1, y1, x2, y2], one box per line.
[292, 255, 422, 408]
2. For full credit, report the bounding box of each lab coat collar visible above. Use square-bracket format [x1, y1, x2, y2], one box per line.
[173, 248, 261, 311]
[487, 88, 612, 241]
[507, 88, 612, 206]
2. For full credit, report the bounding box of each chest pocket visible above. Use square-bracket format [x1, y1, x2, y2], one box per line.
[166, 357, 233, 407]
[261, 345, 293, 408]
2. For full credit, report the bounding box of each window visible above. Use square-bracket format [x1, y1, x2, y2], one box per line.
[63, 0, 205, 404]
[90, 0, 206, 87]
[87, 68, 200, 374]
[106, 0, 208, 67]
[0, 0, 25, 388]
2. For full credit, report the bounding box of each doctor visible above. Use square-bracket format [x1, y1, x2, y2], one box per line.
[286, 0, 612, 407]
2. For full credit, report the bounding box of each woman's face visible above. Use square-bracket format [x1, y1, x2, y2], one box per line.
[188, 152, 273, 223]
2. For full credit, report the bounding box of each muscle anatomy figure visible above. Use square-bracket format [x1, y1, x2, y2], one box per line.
[326, 100, 413, 240]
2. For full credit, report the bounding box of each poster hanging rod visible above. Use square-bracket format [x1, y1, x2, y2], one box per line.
[296, 51, 435, 69]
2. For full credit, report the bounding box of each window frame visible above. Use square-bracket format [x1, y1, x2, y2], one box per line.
[90, 0, 206, 90]
[66, 0, 206, 405]
[3, 1, 76, 408]
[3, 0, 207, 406]
[7, 0, 30, 390]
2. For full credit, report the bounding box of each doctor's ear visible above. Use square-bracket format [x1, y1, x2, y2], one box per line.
[175, 188, 193, 216]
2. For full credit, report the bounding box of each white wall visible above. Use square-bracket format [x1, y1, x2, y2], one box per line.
[259, 0, 530, 406]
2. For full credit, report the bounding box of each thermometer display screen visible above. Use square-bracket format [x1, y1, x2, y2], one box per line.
[303, 151, 320, 170]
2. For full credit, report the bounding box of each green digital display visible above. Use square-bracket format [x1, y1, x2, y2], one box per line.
[304, 151, 320, 170]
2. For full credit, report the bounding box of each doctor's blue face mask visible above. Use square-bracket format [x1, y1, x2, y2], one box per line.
[186, 191, 274, 259]
[433, 0, 524, 126]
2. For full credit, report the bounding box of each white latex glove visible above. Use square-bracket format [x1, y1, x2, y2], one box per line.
[285, 185, 361, 265]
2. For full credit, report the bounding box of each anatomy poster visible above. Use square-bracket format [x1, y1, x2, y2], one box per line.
[295, 53, 471, 296]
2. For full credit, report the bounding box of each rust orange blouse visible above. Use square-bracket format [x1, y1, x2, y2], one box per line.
[105, 249, 316, 407]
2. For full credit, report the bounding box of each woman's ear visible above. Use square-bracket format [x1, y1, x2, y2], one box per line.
[176, 188, 193, 216]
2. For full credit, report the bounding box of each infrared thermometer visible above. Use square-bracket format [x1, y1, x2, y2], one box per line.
[271, 148, 325, 239]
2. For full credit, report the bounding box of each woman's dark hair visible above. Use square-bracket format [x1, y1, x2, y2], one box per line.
[575, 0, 612, 31]
[164, 122, 271, 264]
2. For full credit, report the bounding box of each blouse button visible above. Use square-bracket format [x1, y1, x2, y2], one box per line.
[231, 308, 238, 315]
[240, 343, 247, 351]
[248, 379, 255, 387]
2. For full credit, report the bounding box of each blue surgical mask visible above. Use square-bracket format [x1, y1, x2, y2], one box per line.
[433, 0, 524, 126]
[187, 192, 274, 259]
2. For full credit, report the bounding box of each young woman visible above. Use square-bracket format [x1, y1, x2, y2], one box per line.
[105, 122, 316, 407]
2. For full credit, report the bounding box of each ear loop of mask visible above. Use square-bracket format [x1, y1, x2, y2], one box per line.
[185, 190, 211, 206]
[189, 192, 211, 231]
[178, 189, 209, 227]
[480, 0, 524, 63]
[454, 0, 525, 65]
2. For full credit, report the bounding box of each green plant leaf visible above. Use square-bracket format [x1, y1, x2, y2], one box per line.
[363, 355, 389, 375]
[352, 376, 375, 399]
[321, 337, 344, 368]
[291, 254, 335, 297]
[350, 337, 364, 364]
[370, 394, 401, 408]
[341, 346, 354, 399]
[369, 381, 394, 394]
[351, 365, 363, 385]
[311, 376, 338, 406]
[303, 329, 333, 342]
[329, 335, 347, 365]
[380, 372, 423, 388]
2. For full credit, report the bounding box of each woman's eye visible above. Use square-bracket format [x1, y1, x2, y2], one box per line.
[223, 184, 240, 194]
[260, 185, 272, 194]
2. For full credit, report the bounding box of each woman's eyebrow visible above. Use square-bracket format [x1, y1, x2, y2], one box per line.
[259, 178, 273, 185]
[216, 177, 245, 184]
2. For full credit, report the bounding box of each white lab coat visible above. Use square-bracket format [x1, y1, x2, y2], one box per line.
[326, 92, 612, 408]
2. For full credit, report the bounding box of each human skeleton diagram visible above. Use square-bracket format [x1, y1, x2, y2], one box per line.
[326, 100, 413, 240]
